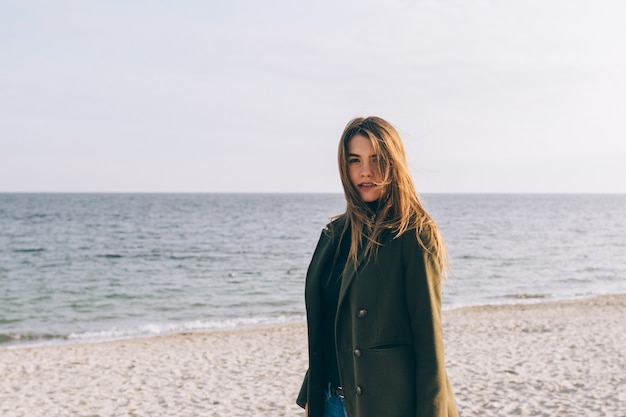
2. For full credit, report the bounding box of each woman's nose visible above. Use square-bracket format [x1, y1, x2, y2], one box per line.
[361, 162, 373, 177]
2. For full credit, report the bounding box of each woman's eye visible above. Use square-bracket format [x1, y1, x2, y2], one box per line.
[348, 158, 359, 164]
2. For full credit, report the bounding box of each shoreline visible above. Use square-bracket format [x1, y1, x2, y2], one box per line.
[2, 292, 622, 351]
[1, 294, 624, 416]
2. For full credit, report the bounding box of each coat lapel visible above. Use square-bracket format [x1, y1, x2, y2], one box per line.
[337, 232, 367, 313]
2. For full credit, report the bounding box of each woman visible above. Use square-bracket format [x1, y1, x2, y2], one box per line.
[296, 116, 458, 417]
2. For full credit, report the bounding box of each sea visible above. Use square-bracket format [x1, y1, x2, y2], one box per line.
[1, 193, 625, 349]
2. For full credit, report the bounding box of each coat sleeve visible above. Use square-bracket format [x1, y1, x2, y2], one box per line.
[402, 230, 456, 417]
[296, 368, 309, 409]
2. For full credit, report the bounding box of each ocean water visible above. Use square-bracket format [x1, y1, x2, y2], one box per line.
[1, 193, 625, 348]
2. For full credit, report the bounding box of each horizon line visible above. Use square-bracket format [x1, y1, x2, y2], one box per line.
[1, 191, 625, 195]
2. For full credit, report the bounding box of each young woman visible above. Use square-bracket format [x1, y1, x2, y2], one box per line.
[296, 116, 458, 417]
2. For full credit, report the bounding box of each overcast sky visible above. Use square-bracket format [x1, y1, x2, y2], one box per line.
[1, 0, 625, 193]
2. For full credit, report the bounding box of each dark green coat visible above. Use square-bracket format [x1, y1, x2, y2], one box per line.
[297, 217, 458, 417]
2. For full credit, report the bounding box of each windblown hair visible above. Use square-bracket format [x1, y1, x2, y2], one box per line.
[337, 116, 449, 275]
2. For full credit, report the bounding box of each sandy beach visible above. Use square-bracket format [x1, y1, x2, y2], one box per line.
[1, 294, 624, 417]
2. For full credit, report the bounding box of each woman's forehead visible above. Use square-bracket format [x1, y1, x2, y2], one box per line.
[348, 134, 377, 153]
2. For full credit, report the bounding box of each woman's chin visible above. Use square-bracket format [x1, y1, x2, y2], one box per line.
[358, 189, 381, 203]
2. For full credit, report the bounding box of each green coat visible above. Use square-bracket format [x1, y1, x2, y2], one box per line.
[297, 217, 458, 417]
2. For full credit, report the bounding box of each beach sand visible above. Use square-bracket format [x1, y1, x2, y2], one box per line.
[1, 294, 624, 417]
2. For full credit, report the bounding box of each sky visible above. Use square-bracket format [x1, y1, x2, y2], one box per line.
[1, 0, 625, 193]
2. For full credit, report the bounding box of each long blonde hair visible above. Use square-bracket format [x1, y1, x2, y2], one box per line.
[336, 116, 449, 275]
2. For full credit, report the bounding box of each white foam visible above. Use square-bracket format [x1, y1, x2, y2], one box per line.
[65, 314, 307, 344]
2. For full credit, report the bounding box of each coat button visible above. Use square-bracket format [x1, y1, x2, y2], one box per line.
[357, 309, 368, 318]
[355, 386, 363, 395]
[353, 348, 362, 358]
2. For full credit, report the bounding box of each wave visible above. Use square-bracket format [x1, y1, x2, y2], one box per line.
[0, 332, 67, 346]
[0, 314, 306, 349]
[504, 293, 550, 300]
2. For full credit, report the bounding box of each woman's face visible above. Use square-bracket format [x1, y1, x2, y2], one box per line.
[347, 134, 384, 203]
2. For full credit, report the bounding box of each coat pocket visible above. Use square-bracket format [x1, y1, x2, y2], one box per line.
[368, 342, 411, 351]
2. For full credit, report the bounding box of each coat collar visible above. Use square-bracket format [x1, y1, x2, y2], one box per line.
[313, 215, 369, 313]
